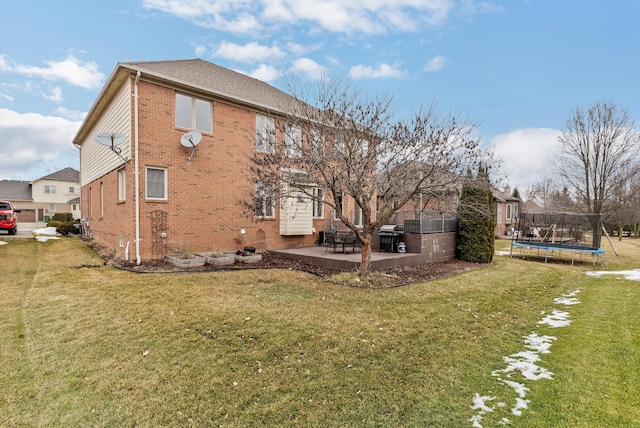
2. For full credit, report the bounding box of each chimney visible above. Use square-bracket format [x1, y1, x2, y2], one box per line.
[504, 186, 511, 196]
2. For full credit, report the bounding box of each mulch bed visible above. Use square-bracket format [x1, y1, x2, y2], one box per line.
[82, 238, 483, 288]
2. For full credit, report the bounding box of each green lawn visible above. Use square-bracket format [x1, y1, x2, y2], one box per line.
[1, 237, 639, 427]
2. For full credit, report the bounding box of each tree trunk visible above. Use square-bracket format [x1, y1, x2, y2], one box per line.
[359, 239, 372, 277]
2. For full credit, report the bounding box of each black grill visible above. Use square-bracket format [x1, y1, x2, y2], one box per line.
[377, 225, 403, 252]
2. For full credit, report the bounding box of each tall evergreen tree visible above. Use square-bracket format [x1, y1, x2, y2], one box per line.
[456, 166, 496, 263]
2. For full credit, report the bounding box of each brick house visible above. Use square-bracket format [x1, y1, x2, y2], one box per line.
[493, 186, 520, 237]
[0, 167, 81, 222]
[73, 59, 362, 263]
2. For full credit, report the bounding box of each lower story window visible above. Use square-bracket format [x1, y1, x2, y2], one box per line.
[146, 167, 167, 200]
[313, 188, 324, 218]
[255, 182, 275, 218]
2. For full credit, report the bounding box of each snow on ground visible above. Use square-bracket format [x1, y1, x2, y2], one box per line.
[0, 240, 7, 245]
[32, 227, 59, 242]
[469, 289, 581, 427]
[494, 251, 512, 256]
[586, 269, 640, 281]
[537, 309, 573, 328]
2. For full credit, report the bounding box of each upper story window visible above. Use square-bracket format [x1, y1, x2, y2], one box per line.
[309, 129, 325, 158]
[175, 93, 212, 133]
[45, 185, 56, 194]
[285, 125, 302, 157]
[69, 187, 75, 193]
[256, 114, 275, 153]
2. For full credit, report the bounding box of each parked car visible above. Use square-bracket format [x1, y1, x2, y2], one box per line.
[0, 200, 20, 235]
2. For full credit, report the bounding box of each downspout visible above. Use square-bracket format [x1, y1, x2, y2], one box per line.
[134, 71, 142, 265]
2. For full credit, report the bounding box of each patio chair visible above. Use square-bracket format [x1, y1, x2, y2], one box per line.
[324, 230, 338, 253]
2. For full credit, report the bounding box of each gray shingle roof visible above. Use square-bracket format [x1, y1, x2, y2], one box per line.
[0, 180, 32, 201]
[123, 59, 299, 113]
[37, 167, 80, 182]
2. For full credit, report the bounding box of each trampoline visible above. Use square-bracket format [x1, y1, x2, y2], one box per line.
[510, 212, 605, 266]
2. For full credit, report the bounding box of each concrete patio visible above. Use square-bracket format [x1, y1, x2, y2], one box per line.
[271, 245, 433, 271]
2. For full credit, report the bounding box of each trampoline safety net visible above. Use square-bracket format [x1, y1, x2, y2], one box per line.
[512, 212, 603, 250]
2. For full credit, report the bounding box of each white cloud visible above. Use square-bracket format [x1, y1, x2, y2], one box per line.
[291, 58, 327, 80]
[44, 87, 64, 103]
[424, 55, 447, 72]
[246, 64, 280, 82]
[143, 0, 456, 35]
[0, 108, 81, 180]
[214, 41, 286, 63]
[489, 127, 561, 192]
[55, 107, 86, 122]
[0, 93, 13, 103]
[0, 55, 104, 90]
[193, 43, 208, 57]
[349, 62, 406, 79]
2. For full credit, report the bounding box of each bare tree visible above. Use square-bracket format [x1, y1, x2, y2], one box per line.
[555, 101, 640, 216]
[247, 75, 484, 276]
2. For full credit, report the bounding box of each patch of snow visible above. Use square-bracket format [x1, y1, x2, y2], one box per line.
[32, 227, 58, 236]
[35, 235, 59, 242]
[470, 290, 580, 426]
[469, 394, 495, 427]
[511, 397, 530, 416]
[554, 297, 580, 305]
[524, 333, 556, 354]
[499, 353, 554, 381]
[0, 240, 7, 245]
[32, 227, 59, 242]
[500, 379, 529, 398]
[495, 251, 512, 256]
[586, 269, 640, 281]
[537, 309, 572, 328]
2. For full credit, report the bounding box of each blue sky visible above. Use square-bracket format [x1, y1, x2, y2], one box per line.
[1, 0, 639, 194]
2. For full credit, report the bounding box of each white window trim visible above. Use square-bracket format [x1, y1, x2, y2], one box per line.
[256, 114, 275, 153]
[100, 182, 104, 218]
[313, 188, 324, 218]
[146, 166, 168, 200]
[118, 168, 126, 202]
[285, 124, 302, 158]
[255, 182, 275, 218]
[175, 93, 212, 133]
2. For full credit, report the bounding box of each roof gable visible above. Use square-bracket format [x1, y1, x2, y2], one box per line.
[124, 59, 298, 113]
[36, 167, 80, 182]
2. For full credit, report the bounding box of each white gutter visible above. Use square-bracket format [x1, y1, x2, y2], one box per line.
[134, 71, 141, 265]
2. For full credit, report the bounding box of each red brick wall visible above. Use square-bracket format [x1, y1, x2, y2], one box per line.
[82, 79, 329, 260]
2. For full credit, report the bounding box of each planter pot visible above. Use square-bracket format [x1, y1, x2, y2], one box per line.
[196, 251, 236, 266]
[165, 253, 206, 268]
[235, 253, 263, 264]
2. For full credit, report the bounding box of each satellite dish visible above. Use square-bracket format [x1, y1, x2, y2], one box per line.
[95, 132, 126, 147]
[180, 131, 202, 148]
[180, 131, 202, 162]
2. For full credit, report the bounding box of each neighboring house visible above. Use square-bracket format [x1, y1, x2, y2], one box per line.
[0, 167, 81, 222]
[493, 186, 520, 237]
[521, 199, 544, 215]
[74, 59, 357, 262]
